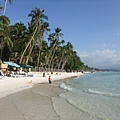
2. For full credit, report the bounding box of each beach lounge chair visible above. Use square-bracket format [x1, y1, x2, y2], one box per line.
[0, 70, 5, 79]
[10, 72, 20, 78]
[10, 74, 19, 78]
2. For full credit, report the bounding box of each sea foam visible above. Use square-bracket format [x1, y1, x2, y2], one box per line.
[84, 89, 120, 98]
[59, 83, 72, 91]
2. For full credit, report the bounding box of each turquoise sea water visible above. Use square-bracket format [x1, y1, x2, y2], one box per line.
[59, 71, 120, 120]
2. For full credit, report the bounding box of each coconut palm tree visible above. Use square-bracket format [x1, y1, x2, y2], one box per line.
[61, 42, 73, 70]
[37, 21, 50, 67]
[3, 0, 15, 15]
[19, 8, 48, 64]
[50, 28, 63, 67]
[9, 22, 27, 62]
[47, 27, 63, 69]
[0, 15, 13, 60]
[24, 22, 38, 64]
[57, 40, 66, 69]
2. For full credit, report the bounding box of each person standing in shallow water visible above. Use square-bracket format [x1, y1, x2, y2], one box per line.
[48, 76, 52, 84]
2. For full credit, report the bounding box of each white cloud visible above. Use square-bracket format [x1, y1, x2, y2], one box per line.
[95, 43, 117, 50]
[78, 49, 120, 69]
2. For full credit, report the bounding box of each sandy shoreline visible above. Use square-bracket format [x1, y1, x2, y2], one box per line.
[0, 72, 84, 120]
[0, 72, 83, 98]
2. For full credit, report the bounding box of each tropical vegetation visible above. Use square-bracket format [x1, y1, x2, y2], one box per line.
[0, 1, 92, 72]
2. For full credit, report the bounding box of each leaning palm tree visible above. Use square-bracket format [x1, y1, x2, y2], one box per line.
[19, 8, 48, 64]
[37, 22, 50, 67]
[48, 27, 63, 69]
[46, 27, 63, 69]
[57, 40, 66, 69]
[3, 0, 15, 15]
[61, 42, 73, 70]
[19, 22, 37, 64]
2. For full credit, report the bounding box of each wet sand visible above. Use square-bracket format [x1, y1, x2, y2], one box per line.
[0, 82, 60, 119]
[0, 78, 62, 119]
[0, 76, 102, 120]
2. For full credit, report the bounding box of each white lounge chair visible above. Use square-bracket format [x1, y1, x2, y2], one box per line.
[0, 70, 5, 79]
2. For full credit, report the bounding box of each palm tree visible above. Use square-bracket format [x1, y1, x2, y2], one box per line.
[47, 27, 63, 69]
[37, 21, 50, 67]
[0, 4, 3, 15]
[61, 42, 73, 70]
[50, 28, 63, 68]
[57, 40, 66, 69]
[3, 0, 15, 15]
[9, 22, 27, 62]
[19, 8, 48, 64]
[50, 40, 61, 69]
[24, 22, 38, 64]
[31, 9, 49, 67]
[37, 40, 48, 71]
[0, 15, 13, 60]
[19, 23, 37, 64]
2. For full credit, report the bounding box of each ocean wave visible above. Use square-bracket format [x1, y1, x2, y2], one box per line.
[59, 83, 72, 91]
[84, 89, 120, 98]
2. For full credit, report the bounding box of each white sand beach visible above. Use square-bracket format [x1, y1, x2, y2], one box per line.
[0, 72, 83, 99]
[0, 72, 85, 120]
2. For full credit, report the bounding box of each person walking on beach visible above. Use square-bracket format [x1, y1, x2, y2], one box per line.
[48, 76, 52, 84]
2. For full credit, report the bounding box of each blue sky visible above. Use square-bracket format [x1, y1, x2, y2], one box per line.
[1, 0, 120, 69]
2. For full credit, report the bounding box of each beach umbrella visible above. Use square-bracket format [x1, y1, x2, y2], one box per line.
[3, 61, 20, 68]
[20, 64, 33, 68]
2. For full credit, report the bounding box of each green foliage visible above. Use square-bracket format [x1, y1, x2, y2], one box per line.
[0, 15, 12, 60]
[0, 7, 91, 71]
[0, 4, 3, 14]
[65, 51, 84, 71]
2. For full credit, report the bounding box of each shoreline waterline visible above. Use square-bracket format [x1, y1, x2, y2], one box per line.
[61, 71, 120, 120]
[0, 72, 83, 98]
[0, 72, 84, 120]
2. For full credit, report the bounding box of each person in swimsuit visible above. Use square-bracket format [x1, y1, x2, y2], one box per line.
[48, 76, 52, 84]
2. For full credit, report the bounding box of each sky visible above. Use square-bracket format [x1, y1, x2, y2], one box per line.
[1, 0, 120, 69]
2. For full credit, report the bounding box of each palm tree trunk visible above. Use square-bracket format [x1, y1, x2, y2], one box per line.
[61, 58, 68, 71]
[37, 47, 41, 67]
[48, 41, 58, 68]
[49, 48, 56, 68]
[45, 49, 52, 68]
[25, 44, 33, 64]
[57, 51, 64, 69]
[51, 58, 55, 70]
[3, 0, 7, 15]
[46, 39, 58, 68]
[0, 38, 4, 60]
[0, 48, 3, 60]
[37, 37, 43, 67]
[19, 27, 38, 64]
